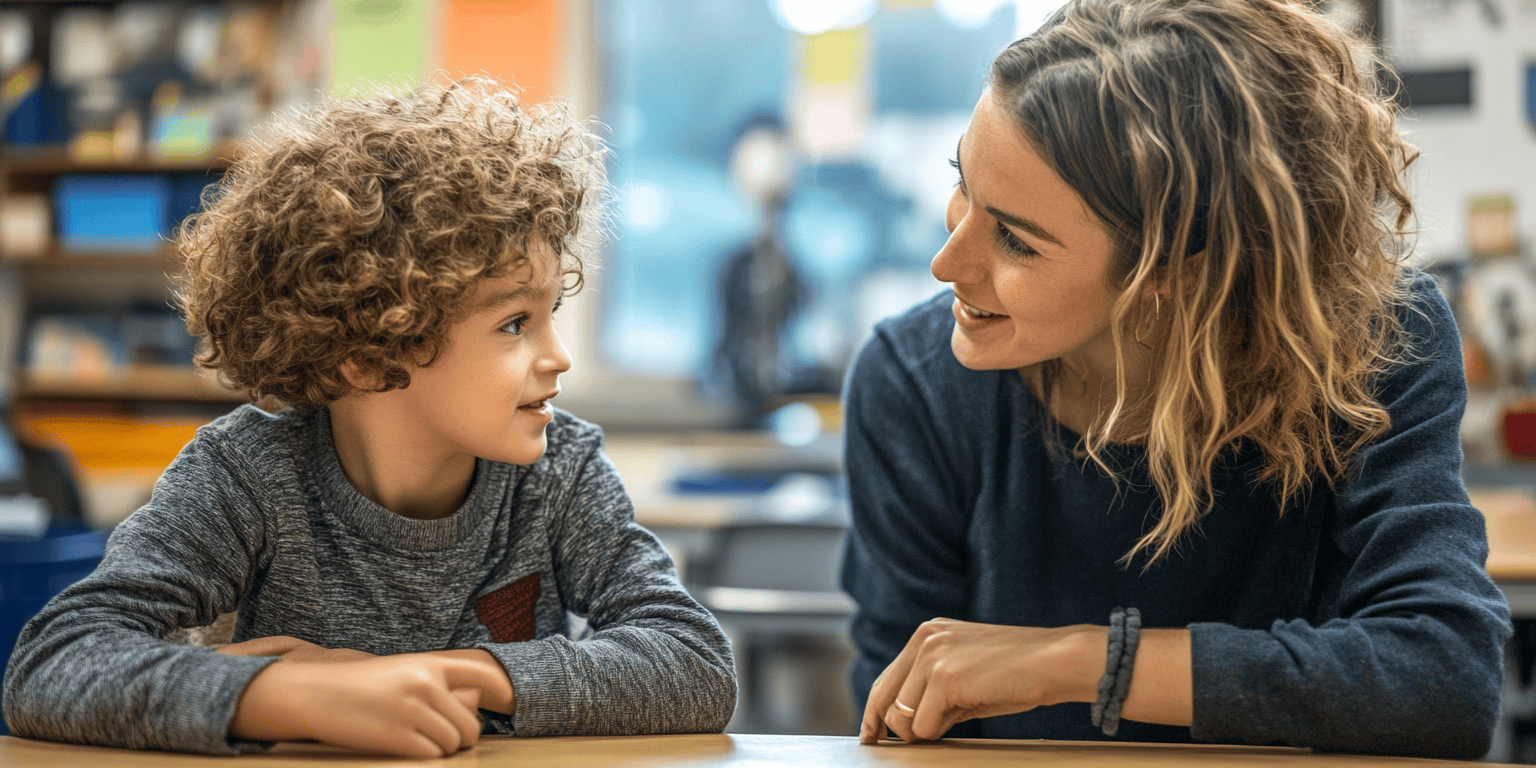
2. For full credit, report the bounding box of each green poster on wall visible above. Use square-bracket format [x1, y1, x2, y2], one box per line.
[331, 0, 429, 96]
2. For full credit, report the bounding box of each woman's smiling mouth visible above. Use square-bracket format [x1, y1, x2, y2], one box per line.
[955, 295, 1007, 320]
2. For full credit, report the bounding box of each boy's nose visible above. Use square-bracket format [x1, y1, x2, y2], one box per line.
[543, 332, 573, 375]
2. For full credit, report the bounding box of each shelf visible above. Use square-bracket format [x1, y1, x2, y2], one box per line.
[2, 143, 241, 175]
[17, 366, 249, 403]
[4, 244, 182, 269]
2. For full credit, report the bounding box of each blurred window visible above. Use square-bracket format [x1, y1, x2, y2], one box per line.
[598, 0, 1029, 399]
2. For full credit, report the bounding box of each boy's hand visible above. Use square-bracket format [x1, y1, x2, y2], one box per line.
[420, 648, 517, 715]
[229, 653, 500, 759]
[218, 635, 376, 663]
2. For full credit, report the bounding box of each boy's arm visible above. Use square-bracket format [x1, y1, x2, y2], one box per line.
[220, 635, 516, 714]
[2, 437, 278, 755]
[225, 652, 500, 759]
[472, 426, 737, 736]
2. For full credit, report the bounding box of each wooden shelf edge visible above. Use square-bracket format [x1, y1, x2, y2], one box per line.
[2, 142, 243, 175]
[17, 367, 250, 403]
[4, 246, 182, 269]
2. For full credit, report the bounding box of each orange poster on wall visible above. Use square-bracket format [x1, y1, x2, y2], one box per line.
[439, 0, 562, 101]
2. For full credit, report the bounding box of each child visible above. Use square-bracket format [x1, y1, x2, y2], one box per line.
[2, 79, 736, 758]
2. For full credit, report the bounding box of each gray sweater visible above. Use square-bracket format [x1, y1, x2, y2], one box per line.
[3, 405, 737, 754]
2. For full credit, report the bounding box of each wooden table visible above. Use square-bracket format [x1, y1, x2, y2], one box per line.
[0, 734, 1519, 767]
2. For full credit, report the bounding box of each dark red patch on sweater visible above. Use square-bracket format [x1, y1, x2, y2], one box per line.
[475, 572, 540, 643]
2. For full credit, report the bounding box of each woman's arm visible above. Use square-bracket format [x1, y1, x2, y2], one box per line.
[841, 316, 980, 727]
[1187, 280, 1510, 759]
[859, 613, 1193, 743]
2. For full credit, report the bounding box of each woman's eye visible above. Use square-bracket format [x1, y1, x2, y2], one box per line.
[500, 316, 527, 336]
[995, 223, 1039, 258]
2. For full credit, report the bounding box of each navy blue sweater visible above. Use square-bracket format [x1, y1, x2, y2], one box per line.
[839, 274, 1511, 759]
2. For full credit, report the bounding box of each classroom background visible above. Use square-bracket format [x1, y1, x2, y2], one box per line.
[1, 0, 1535, 761]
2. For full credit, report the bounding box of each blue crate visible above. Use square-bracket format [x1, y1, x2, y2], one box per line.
[2, 81, 69, 148]
[169, 173, 218, 229]
[0, 523, 110, 736]
[53, 175, 174, 253]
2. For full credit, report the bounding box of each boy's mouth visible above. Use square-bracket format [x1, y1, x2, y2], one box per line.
[519, 391, 559, 411]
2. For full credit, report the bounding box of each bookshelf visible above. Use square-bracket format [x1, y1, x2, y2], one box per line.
[2, 145, 247, 407]
[0, 0, 302, 526]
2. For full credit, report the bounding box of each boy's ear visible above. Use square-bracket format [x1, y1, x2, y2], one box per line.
[338, 358, 379, 391]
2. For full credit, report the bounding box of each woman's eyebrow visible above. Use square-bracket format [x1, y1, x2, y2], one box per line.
[988, 206, 1064, 248]
[954, 134, 1065, 248]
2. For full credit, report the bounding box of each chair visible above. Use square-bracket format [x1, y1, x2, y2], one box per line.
[0, 423, 102, 735]
[685, 521, 856, 735]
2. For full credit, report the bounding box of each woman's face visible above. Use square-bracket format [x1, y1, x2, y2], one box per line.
[933, 88, 1122, 377]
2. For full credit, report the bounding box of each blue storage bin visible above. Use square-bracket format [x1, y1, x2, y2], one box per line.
[3, 82, 69, 148]
[0, 523, 110, 736]
[169, 173, 219, 230]
[53, 175, 174, 253]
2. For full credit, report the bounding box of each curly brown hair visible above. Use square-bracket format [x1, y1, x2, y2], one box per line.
[993, 0, 1418, 564]
[175, 78, 607, 405]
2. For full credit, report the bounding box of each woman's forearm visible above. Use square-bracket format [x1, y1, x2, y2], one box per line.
[1118, 628, 1193, 727]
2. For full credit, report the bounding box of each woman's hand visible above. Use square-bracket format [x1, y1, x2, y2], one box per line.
[229, 653, 503, 758]
[218, 635, 376, 663]
[861, 618, 1105, 744]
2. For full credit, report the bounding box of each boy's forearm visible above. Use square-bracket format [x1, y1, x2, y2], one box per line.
[423, 648, 517, 714]
[228, 663, 315, 742]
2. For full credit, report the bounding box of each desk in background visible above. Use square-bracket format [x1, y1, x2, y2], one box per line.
[610, 436, 1536, 615]
[0, 734, 1522, 767]
[609, 436, 1536, 752]
[1468, 488, 1536, 617]
[605, 433, 852, 736]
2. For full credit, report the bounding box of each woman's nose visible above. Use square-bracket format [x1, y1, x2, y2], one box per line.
[931, 214, 987, 286]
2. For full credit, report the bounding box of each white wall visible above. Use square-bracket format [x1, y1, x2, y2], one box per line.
[1384, 0, 1536, 263]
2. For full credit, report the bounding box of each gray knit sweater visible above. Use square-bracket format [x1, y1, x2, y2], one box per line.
[2, 405, 737, 754]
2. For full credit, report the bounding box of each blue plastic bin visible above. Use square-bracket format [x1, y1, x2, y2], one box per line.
[170, 173, 219, 228]
[2, 83, 69, 147]
[53, 175, 174, 253]
[0, 523, 110, 735]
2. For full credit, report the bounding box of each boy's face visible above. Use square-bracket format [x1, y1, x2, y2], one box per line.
[398, 246, 572, 466]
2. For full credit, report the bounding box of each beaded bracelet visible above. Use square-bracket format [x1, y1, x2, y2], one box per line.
[1089, 606, 1142, 737]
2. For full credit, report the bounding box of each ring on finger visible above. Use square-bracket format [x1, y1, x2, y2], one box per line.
[893, 699, 917, 717]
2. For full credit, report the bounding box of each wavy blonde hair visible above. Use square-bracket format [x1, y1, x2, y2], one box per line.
[176, 78, 607, 405]
[992, 0, 1419, 564]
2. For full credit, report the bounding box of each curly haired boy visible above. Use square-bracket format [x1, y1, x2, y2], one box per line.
[2, 80, 736, 758]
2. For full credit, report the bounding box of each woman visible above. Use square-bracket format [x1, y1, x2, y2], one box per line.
[839, 0, 1511, 759]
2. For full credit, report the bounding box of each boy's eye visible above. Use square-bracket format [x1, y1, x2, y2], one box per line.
[500, 315, 527, 336]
